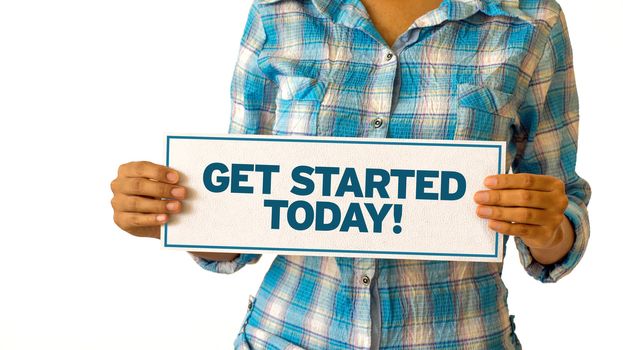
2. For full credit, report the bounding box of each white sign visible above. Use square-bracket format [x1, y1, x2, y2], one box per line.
[162, 134, 506, 262]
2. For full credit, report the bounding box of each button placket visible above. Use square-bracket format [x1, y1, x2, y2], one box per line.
[374, 48, 396, 133]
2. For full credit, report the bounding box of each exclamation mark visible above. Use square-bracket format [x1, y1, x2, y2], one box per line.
[393, 204, 402, 234]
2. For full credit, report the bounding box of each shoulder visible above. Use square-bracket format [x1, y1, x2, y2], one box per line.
[513, 0, 566, 27]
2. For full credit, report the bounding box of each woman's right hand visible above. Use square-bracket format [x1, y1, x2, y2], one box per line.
[110, 161, 186, 239]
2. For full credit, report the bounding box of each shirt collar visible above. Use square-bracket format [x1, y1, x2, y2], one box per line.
[257, 0, 532, 23]
[257, 0, 534, 46]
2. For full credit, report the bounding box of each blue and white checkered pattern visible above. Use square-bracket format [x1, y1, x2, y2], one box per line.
[194, 0, 591, 348]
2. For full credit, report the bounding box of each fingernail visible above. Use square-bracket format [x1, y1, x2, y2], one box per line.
[477, 207, 493, 217]
[474, 191, 489, 202]
[166, 202, 179, 211]
[167, 172, 178, 183]
[156, 214, 167, 222]
[171, 187, 185, 198]
[484, 176, 497, 186]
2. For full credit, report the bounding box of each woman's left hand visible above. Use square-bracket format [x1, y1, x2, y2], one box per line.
[473, 173, 570, 251]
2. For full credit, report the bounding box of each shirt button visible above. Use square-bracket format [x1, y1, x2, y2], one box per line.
[372, 117, 383, 128]
[362, 275, 371, 286]
[385, 52, 394, 61]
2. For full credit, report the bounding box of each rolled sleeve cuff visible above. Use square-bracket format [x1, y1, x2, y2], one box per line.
[515, 199, 590, 283]
[190, 253, 261, 274]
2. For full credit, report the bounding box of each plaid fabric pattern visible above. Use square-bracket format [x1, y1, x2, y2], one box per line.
[194, 0, 591, 348]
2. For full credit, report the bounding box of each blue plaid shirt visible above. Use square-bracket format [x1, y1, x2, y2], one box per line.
[194, 0, 591, 348]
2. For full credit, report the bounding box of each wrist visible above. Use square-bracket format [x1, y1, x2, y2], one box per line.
[528, 216, 575, 265]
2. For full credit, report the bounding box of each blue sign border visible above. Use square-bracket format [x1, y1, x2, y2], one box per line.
[164, 135, 503, 259]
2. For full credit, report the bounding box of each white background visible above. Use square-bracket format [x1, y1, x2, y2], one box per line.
[0, 0, 620, 348]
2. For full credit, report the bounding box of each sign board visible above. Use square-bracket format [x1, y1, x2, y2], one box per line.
[162, 134, 505, 262]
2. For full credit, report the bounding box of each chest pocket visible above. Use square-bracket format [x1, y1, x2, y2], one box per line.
[454, 83, 517, 142]
[273, 75, 369, 138]
[273, 76, 328, 136]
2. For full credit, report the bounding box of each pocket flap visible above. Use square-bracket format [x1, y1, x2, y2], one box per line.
[458, 83, 514, 114]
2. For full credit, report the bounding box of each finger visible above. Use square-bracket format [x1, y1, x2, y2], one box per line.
[113, 177, 186, 199]
[112, 193, 182, 214]
[476, 206, 550, 225]
[118, 161, 179, 184]
[484, 174, 564, 192]
[473, 189, 562, 209]
[486, 219, 544, 239]
[114, 212, 168, 229]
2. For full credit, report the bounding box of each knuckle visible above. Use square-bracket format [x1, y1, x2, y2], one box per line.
[519, 190, 532, 203]
[496, 175, 504, 187]
[490, 191, 500, 203]
[517, 225, 530, 236]
[160, 184, 171, 198]
[129, 197, 140, 212]
[523, 175, 534, 188]
[489, 221, 503, 231]
[110, 179, 118, 192]
[134, 161, 147, 177]
[519, 209, 532, 222]
[130, 215, 143, 227]
[489, 207, 498, 218]
[158, 166, 168, 181]
[130, 178, 142, 193]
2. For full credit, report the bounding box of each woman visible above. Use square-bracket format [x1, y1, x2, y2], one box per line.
[109, 0, 591, 348]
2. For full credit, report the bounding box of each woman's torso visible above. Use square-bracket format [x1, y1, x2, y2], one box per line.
[233, 0, 557, 348]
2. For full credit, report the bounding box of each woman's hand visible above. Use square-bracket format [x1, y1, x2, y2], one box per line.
[473, 173, 575, 265]
[109, 161, 239, 262]
[110, 161, 186, 239]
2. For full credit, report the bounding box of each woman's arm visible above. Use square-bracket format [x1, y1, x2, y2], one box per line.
[474, 7, 591, 282]
[189, 1, 276, 274]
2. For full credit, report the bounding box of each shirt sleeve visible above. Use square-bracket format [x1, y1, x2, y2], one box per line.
[191, 252, 262, 275]
[512, 8, 592, 283]
[228, 0, 278, 135]
[191, 1, 277, 274]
